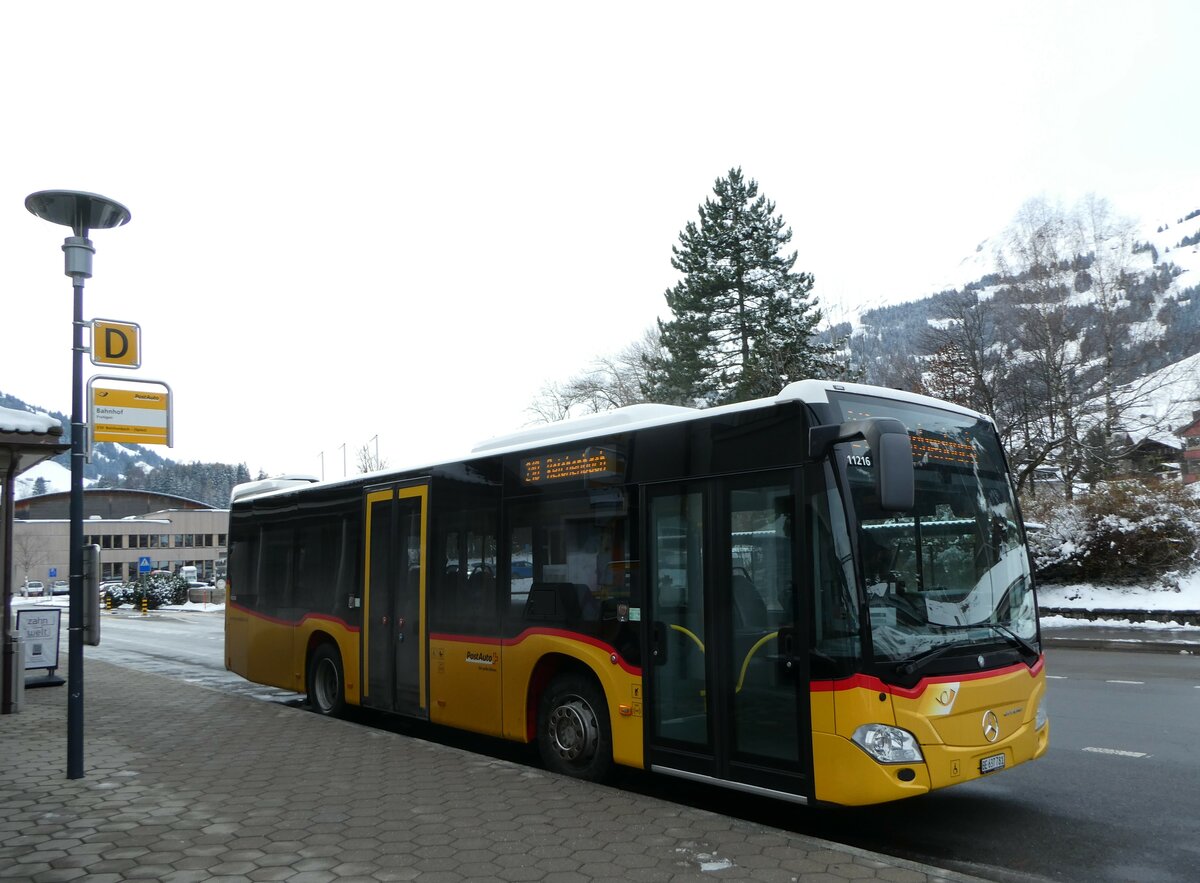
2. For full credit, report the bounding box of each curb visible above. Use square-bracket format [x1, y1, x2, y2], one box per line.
[1041, 633, 1200, 654]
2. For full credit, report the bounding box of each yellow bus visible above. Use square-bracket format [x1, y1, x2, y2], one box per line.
[225, 380, 1048, 806]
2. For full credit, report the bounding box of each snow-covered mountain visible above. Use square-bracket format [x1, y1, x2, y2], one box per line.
[838, 200, 1200, 438]
[1, 392, 249, 506]
[12, 458, 76, 498]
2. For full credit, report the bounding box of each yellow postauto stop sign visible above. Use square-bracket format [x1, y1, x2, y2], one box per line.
[91, 319, 141, 368]
[91, 387, 169, 445]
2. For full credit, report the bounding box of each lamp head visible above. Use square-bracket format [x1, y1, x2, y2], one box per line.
[25, 190, 131, 238]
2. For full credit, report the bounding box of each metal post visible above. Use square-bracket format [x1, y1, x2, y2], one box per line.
[25, 190, 130, 780]
[67, 278, 85, 778]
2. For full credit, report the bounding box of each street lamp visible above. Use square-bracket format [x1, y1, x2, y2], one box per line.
[25, 190, 130, 780]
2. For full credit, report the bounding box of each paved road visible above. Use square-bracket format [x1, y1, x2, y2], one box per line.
[84, 607, 295, 702]
[73, 609, 1200, 881]
[660, 645, 1200, 883]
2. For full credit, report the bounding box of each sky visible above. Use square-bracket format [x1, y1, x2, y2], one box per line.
[3, 1, 1199, 480]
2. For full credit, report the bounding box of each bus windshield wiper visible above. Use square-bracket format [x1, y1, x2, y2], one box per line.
[988, 623, 1040, 658]
[895, 624, 1039, 677]
[935, 622, 1040, 659]
[894, 641, 968, 677]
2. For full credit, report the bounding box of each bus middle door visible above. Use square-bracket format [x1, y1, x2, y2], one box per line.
[363, 481, 429, 718]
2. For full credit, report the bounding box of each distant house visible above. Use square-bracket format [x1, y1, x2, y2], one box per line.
[1111, 432, 1184, 479]
[1180, 410, 1200, 485]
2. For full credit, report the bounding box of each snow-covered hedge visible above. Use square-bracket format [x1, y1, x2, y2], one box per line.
[1025, 480, 1200, 583]
[101, 573, 189, 610]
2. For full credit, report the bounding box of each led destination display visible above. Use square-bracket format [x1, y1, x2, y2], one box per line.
[520, 447, 624, 485]
[911, 430, 977, 467]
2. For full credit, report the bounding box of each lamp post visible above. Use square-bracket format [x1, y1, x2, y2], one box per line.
[25, 190, 130, 779]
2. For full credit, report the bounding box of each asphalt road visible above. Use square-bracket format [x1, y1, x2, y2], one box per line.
[82, 607, 295, 702]
[74, 611, 1200, 882]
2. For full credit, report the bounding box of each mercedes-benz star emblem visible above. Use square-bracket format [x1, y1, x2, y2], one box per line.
[982, 710, 1001, 743]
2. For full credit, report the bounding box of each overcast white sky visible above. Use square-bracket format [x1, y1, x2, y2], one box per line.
[4, 1, 1198, 479]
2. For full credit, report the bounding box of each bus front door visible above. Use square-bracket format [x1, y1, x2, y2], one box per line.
[645, 477, 810, 800]
[363, 481, 429, 718]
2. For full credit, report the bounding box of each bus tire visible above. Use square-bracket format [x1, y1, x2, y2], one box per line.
[307, 643, 345, 717]
[537, 672, 612, 782]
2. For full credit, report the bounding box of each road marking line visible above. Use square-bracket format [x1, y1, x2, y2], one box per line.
[1082, 747, 1150, 758]
[1105, 680, 1144, 685]
[1046, 675, 1068, 679]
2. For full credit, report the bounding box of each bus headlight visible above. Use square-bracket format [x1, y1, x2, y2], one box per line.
[851, 723, 924, 764]
[1035, 696, 1048, 730]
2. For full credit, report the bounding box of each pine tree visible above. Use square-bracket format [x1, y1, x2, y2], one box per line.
[645, 168, 838, 406]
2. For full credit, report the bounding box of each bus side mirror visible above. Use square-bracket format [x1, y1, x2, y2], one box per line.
[874, 428, 914, 512]
[810, 417, 914, 513]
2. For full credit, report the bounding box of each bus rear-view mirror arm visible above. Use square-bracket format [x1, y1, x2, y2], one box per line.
[809, 417, 915, 512]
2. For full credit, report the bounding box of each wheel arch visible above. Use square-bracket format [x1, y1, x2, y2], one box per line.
[303, 628, 355, 702]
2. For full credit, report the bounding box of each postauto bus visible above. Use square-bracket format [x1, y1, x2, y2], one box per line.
[225, 380, 1048, 806]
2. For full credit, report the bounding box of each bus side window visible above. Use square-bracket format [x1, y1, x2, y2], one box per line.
[507, 492, 631, 638]
[228, 534, 259, 607]
[432, 511, 498, 635]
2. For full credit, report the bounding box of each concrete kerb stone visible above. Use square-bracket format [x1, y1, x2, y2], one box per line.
[0, 658, 989, 883]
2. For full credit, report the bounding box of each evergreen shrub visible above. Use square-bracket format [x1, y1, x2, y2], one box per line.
[102, 573, 189, 610]
[1026, 480, 1200, 584]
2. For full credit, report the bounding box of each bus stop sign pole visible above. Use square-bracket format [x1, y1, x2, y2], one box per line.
[26, 190, 131, 779]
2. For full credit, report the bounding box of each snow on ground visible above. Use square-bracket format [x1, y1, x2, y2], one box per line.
[1037, 567, 1200, 632]
[1038, 570, 1200, 610]
[9, 596, 223, 614]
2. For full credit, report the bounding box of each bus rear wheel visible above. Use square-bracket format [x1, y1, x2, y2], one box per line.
[307, 644, 345, 717]
[537, 672, 612, 782]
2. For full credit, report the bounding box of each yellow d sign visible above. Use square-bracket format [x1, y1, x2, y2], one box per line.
[91, 319, 141, 368]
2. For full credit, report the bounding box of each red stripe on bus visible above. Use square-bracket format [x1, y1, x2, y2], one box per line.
[812, 656, 1044, 699]
[430, 628, 642, 676]
[229, 601, 361, 633]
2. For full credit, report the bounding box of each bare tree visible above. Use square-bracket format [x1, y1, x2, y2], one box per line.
[990, 196, 1183, 496]
[1071, 194, 1138, 439]
[355, 443, 388, 474]
[990, 198, 1082, 496]
[13, 532, 48, 583]
[528, 328, 663, 423]
[919, 291, 1009, 424]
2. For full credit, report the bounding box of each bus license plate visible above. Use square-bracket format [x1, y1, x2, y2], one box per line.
[979, 753, 1006, 774]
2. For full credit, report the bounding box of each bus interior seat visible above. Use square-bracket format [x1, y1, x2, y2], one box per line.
[464, 566, 495, 610]
[524, 582, 584, 622]
[731, 573, 768, 629]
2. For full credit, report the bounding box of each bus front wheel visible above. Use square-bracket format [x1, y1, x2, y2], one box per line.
[307, 644, 345, 717]
[537, 672, 612, 781]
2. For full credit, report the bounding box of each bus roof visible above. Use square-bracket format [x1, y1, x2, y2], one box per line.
[229, 381, 988, 505]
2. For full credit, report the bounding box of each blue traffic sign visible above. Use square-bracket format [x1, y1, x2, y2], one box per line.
[138, 556, 152, 574]
[49, 568, 57, 578]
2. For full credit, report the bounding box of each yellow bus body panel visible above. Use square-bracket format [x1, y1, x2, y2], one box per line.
[429, 636, 505, 737]
[812, 659, 1048, 806]
[226, 605, 363, 705]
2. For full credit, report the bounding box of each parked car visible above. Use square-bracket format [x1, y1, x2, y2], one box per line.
[50, 580, 70, 595]
[22, 580, 45, 597]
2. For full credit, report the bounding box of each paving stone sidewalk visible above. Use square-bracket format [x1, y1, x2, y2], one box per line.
[0, 659, 986, 883]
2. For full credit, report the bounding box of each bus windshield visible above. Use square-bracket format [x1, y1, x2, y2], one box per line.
[831, 393, 1038, 668]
